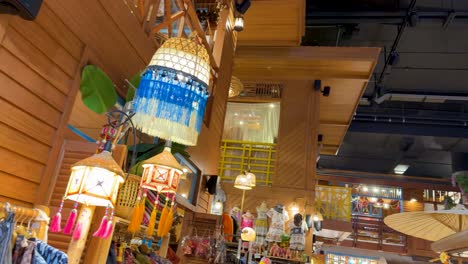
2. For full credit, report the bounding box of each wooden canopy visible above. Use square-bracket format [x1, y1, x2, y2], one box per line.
[233, 46, 381, 155]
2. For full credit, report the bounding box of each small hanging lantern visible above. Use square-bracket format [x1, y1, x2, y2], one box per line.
[234, 16, 244, 32]
[229, 76, 244, 98]
[245, 171, 256, 187]
[65, 151, 125, 207]
[234, 173, 252, 190]
[140, 146, 184, 193]
[132, 37, 211, 146]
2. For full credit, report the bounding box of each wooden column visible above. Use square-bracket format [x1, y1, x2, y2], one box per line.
[68, 205, 95, 263]
[84, 207, 116, 263]
[274, 80, 320, 254]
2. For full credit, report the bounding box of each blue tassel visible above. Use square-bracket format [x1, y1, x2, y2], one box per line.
[132, 67, 209, 145]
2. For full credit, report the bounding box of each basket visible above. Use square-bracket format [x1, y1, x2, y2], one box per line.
[115, 174, 141, 220]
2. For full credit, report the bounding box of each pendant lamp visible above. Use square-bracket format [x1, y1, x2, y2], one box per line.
[128, 143, 184, 236]
[65, 151, 125, 207]
[132, 37, 211, 146]
[234, 173, 252, 190]
[50, 111, 133, 241]
[229, 76, 243, 98]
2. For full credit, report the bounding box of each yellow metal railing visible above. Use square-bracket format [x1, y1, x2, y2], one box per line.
[219, 140, 276, 185]
[315, 185, 352, 222]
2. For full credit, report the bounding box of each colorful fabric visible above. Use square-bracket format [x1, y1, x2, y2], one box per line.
[222, 213, 234, 242]
[35, 240, 67, 264]
[289, 221, 308, 251]
[241, 213, 254, 229]
[0, 212, 14, 264]
[254, 206, 268, 246]
[265, 208, 289, 243]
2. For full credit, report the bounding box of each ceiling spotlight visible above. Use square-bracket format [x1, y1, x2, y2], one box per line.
[362, 186, 369, 192]
[394, 164, 409, 175]
[383, 203, 390, 209]
[410, 198, 417, 202]
[373, 187, 379, 193]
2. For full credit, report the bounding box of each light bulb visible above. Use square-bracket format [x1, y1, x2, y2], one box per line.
[362, 186, 369, 192]
[214, 202, 222, 210]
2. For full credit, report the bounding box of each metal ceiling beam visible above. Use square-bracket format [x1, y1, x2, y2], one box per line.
[306, 11, 468, 25]
[349, 121, 468, 138]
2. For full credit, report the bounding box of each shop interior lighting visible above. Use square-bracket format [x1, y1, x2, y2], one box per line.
[394, 164, 410, 174]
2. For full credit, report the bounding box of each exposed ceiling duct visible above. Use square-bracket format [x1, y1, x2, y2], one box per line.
[359, 93, 468, 105]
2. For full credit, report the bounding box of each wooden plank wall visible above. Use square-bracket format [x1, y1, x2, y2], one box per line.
[0, 7, 84, 207]
[187, 15, 237, 213]
[0, 0, 154, 208]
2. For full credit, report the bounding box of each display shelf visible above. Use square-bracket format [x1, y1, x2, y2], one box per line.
[267, 256, 307, 264]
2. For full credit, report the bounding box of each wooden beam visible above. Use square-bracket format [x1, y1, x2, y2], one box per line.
[184, 0, 219, 71]
[164, 0, 172, 37]
[151, 10, 185, 35]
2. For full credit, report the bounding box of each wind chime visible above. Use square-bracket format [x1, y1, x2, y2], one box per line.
[127, 34, 211, 236]
[50, 118, 128, 240]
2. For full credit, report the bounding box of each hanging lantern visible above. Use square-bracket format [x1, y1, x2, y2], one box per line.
[229, 76, 244, 98]
[65, 151, 125, 207]
[234, 173, 252, 190]
[241, 227, 256, 242]
[245, 171, 256, 187]
[140, 147, 184, 193]
[132, 37, 211, 146]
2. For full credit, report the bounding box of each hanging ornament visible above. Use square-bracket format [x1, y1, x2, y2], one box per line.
[132, 37, 211, 146]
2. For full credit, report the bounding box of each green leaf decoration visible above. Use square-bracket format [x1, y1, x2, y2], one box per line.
[456, 175, 468, 192]
[126, 72, 142, 102]
[80, 65, 117, 114]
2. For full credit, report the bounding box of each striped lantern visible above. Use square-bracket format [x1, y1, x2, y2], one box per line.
[132, 37, 211, 146]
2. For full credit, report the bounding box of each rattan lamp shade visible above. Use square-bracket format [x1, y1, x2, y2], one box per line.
[229, 76, 244, 98]
[234, 173, 252, 190]
[132, 37, 211, 146]
[245, 171, 256, 187]
[64, 151, 125, 207]
[140, 147, 184, 193]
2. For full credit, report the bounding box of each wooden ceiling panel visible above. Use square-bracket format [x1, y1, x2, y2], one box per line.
[319, 79, 367, 123]
[319, 123, 347, 147]
[237, 0, 305, 46]
[68, 90, 107, 140]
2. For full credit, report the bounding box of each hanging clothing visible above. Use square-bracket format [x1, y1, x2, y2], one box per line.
[222, 213, 234, 242]
[289, 221, 308, 251]
[254, 206, 268, 246]
[0, 212, 14, 264]
[231, 216, 239, 242]
[35, 240, 67, 264]
[265, 208, 289, 243]
[240, 213, 254, 230]
[107, 241, 117, 264]
[19, 239, 36, 264]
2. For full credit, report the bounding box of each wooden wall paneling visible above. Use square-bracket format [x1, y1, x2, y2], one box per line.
[38, 46, 88, 205]
[187, 22, 235, 176]
[0, 70, 61, 128]
[275, 80, 310, 188]
[0, 48, 67, 112]
[44, 0, 152, 94]
[2, 27, 72, 94]
[0, 13, 12, 44]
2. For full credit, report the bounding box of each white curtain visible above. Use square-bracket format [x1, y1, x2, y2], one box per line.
[222, 102, 280, 143]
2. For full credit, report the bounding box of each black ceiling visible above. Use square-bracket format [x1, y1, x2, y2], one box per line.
[307, 0, 468, 178]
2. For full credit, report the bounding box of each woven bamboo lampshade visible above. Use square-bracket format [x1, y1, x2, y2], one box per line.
[245, 171, 256, 187]
[140, 147, 184, 193]
[229, 76, 244, 98]
[132, 37, 211, 146]
[234, 173, 252, 190]
[241, 227, 256, 242]
[65, 151, 125, 207]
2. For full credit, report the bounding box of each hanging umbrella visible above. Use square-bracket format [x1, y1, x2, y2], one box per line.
[431, 229, 468, 258]
[384, 204, 468, 242]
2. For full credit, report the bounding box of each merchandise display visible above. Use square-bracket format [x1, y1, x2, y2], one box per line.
[3, 0, 464, 263]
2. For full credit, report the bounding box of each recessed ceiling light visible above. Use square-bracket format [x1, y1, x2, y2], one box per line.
[394, 164, 409, 174]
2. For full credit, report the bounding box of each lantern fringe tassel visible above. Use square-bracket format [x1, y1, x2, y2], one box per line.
[93, 215, 108, 238]
[146, 206, 157, 236]
[102, 210, 114, 239]
[63, 208, 77, 235]
[50, 199, 64, 233]
[157, 202, 169, 237]
[162, 206, 174, 237]
[50, 212, 62, 233]
[133, 68, 209, 146]
[72, 221, 83, 240]
[128, 197, 146, 234]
